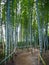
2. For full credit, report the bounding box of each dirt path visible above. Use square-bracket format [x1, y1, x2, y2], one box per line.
[14, 49, 39, 65]
[7, 49, 39, 65]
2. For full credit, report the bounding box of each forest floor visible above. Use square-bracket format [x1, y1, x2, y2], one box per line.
[6, 48, 39, 65]
[1, 48, 49, 65]
[42, 50, 49, 65]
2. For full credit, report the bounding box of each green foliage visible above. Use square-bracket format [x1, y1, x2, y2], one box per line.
[1, 0, 49, 48]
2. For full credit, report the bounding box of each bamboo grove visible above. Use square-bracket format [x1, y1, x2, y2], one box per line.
[0, 0, 49, 64]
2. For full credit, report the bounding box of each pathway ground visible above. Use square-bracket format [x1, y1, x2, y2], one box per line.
[7, 48, 40, 65]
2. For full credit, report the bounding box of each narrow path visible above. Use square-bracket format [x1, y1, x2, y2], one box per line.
[7, 49, 39, 65]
